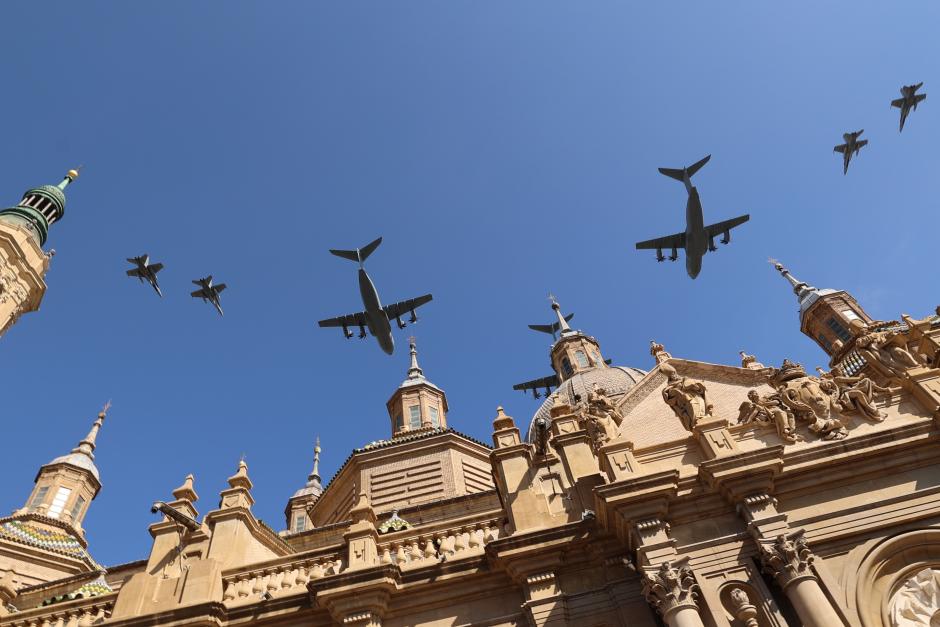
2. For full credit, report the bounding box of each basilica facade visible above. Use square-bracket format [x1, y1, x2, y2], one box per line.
[3, 174, 940, 627]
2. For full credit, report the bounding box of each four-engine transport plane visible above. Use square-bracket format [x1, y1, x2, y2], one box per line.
[891, 83, 927, 133]
[834, 130, 868, 174]
[190, 276, 227, 316]
[125, 254, 164, 297]
[318, 236, 433, 355]
[635, 155, 750, 279]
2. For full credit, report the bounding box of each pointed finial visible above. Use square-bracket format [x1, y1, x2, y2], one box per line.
[172, 474, 199, 503]
[407, 336, 424, 379]
[549, 293, 572, 334]
[310, 436, 322, 483]
[73, 401, 110, 458]
[650, 340, 671, 364]
[228, 458, 253, 490]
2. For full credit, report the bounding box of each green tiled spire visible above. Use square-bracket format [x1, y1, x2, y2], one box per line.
[0, 168, 79, 246]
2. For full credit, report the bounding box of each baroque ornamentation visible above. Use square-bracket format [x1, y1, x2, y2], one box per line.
[758, 533, 815, 588]
[855, 323, 925, 378]
[728, 587, 759, 627]
[819, 366, 900, 422]
[768, 360, 848, 440]
[889, 567, 940, 627]
[661, 363, 714, 431]
[650, 340, 672, 364]
[738, 389, 801, 443]
[641, 560, 700, 618]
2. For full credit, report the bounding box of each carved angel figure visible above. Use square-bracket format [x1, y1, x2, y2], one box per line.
[775, 378, 848, 441]
[856, 328, 923, 377]
[661, 364, 714, 431]
[737, 390, 800, 443]
[824, 366, 899, 422]
[588, 383, 623, 427]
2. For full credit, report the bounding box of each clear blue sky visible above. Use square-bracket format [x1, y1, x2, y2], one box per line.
[2, 3, 938, 567]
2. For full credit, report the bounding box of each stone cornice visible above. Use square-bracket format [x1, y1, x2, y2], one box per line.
[203, 507, 292, 556]
[698, 445, 785, 504]
[99, 599, 227, 627]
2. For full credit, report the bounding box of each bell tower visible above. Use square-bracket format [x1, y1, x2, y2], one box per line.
[386, 338, 448, 437]
[0, 169, 79, 338]
[772, 260, 872, 356]
[545, 296, 608, 382]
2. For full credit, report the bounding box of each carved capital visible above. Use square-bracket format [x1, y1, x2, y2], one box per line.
[758, 532, 816, 589]
[642, 560, 700, 619]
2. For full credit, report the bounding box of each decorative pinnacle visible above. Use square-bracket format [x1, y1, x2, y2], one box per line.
[58, 166, 81, 191]
[407, 336, 424, 378]
[310, 436, 321, 483]
[549, 293, 572, 334]
[228, 458, 253, 490]
[172, 474, 199, 503]
[769, 258, 815, 299]
[73, 401, 110, 458]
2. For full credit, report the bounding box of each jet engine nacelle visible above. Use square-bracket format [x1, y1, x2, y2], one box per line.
[721, 230, 730, 244]
[669, 247, 678, 261]
[708, 236, 717, 252]
[409, 309, 417, 323]
[656, 248, 665, 262]
[358, 324, 367, 339]
[396, 316, 407, 330]
[342, 324, 354, 339]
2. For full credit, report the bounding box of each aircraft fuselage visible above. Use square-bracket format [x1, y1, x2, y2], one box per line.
[683, 187, 706, 279]
[358, 268, 394, 355]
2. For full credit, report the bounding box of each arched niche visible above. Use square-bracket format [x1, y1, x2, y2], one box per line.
[842, 528, 940, 627]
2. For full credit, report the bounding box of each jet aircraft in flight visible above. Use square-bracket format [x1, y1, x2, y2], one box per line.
[318, 236, 432, 355]
[125, 254, 164, 297]
[834, 130, 868, 175]
[635, 155, 749, 279]
[891, 83, 926, 133]
[190, 276, 227, 316]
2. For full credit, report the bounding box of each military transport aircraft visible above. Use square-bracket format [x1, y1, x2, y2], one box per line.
[318, 237, 432, 355]
[891, 83, 926, 133]
[834, 130, 868, 175]
[190, 276, 227, 317]
[635, 155, 749, 279]
[125, 254, 164, 297]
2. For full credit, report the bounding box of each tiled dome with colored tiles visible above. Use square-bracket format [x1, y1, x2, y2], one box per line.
[525, 365, 646, 443]
[40, 577, 113, 606]
[0, 520, 93, 563]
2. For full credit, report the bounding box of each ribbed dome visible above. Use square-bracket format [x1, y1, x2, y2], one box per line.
[525, 365, 646, 442]
[46, 452, 100, 481]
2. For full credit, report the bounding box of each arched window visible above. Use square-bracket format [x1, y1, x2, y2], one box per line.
[561, 357, 573, 378]
[575, 350, 590, 368]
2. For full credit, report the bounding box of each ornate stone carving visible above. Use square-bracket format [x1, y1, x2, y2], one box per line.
[769, 360, 848, 440]
[650, 340, 672, 364]
[889, 567, 940, 627]
[758, 533, 815, 589]
[818, 366, 900, 423]
[642, 560, 700, 618]
[740, 351, 765, 370]
[661, 364, 714, 431]
[738, 389, 801, 444]
[578, 383, 623, 451]
[855, 324, 925, 378]
[728, 587, 759, 627]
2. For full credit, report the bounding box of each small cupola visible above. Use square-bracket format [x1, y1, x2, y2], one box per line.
[0, 169, 79, 246]
[386, 338, 448, 437]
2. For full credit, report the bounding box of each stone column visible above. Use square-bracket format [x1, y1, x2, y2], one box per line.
[758, 534, 843, 627]
[641, 561, 705, 627]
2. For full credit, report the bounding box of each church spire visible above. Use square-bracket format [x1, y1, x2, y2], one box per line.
[549, 294, 573, 336]
[387, 336, 448, 437]
[72, 401, 109, 459]
[770, 259, 872, 356]
[310, 436, 322, 484]
[407, 337, 424, 379]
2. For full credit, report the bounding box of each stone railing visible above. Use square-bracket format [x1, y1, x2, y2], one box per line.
[0, 594, 114, 627]
[376, 521, 501, 569]
[222, 552, 344, 605]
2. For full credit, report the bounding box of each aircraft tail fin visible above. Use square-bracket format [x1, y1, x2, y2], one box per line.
[330, 236, 383, 264]
[658, 154, 711, 182]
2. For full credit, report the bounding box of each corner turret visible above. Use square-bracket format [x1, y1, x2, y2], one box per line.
[386, 337, 448, 437]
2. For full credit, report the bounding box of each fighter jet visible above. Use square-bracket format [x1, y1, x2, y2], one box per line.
[318, 237, 432, 355]
[834, 130, 868, 174]
[891, 83, 926, 132]
[635, 155, 749, 279]
[190, 276, 226, 316]
[125, 254, 164, 297]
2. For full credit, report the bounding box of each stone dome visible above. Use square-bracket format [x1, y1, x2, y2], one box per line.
[525, 365, 646, 442]
[46, 452, 100, 482]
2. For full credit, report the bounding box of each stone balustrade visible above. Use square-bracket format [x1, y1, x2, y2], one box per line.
[376, 521, 500, 569]
[222, 553, 344, 605]
[0, 595, 113, 627]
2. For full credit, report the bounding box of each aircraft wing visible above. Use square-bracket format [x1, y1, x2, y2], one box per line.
[635, 232, 686, 250]
[318, 311, 368, 328]
[834, 143, 847, 153]
[891, 97, 905, 109]
[512, 374, 561, 398]
[915, 94, 927, 104]
[126, 268, 143, 278]
[383, 294, 433, 321]
[149, 263, 164, 274]
[528, 314, 574, 336]
[214, 283, 227, 294]
[190, 288, 210, 298]
[705, 215, 750, 238]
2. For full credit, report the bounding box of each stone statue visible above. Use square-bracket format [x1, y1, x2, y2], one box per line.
[770, 360, 848, 440]
[588, 383, 623, 427]
[822, 366, 899, 422]
[650, 340, 672, 364]
[856, 326, 923, 377]
[737, 389, 800, 444]
[661, 364, 714, 431]
[739, 351, 764, 370]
